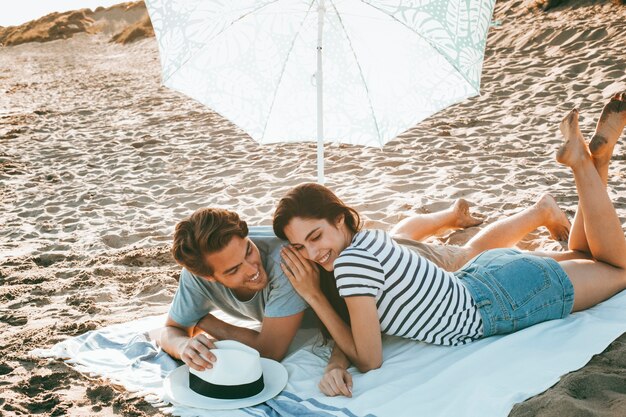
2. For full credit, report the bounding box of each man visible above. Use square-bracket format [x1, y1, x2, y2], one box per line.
[156, 208, 308, 371]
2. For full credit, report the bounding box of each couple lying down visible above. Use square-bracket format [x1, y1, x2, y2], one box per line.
[154, 93, 626, 398]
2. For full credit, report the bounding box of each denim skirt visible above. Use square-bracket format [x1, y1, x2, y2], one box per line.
[454, 248, 575, 337]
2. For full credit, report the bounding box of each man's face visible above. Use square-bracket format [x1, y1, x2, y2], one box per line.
[204, 235, 268, 299]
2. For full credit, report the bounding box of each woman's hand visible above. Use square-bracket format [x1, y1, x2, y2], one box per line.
[319, 367, 353, 397]
[280, 245, 321, 301]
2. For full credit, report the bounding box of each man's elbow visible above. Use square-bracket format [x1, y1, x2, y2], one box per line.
[155, 323, 192, 347]
[258, 347, 288, 362]
[149, 327, 165, 346]
[257, 346, 287, 362]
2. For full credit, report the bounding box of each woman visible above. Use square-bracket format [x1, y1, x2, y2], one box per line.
[273, 99, 626, 393]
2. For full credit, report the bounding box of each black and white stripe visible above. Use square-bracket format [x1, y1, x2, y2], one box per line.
[334, 230, 484, 346]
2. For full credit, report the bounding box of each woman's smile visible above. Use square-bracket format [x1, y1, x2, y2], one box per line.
[283, 216, 351, 272]
[316, 250, 332, 266]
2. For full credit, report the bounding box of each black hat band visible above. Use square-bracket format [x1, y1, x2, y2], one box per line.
[189, 372, 264, 399]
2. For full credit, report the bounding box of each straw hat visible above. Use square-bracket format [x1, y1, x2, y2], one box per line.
[163, 340, 288, 410]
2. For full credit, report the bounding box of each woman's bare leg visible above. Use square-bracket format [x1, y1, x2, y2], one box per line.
[391, 194, 569, 245]
[561, 259, 626, 311]
[402, 195, 572, 269]
[556, 107, 626, 311]
[589, 92, 626, 172]
[568, 92, 626, 253]
[390, 199, 482, 241]
[557, 108, 626, 266]
[464, 194, 570, 258]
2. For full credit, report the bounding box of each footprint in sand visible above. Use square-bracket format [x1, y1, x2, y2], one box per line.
[32, 253, 68, 267]
[0, 362, 14, 376]
[15, 373, 69, 397]
[57, 321, 100, 335]
[66, 294, 99, 314]
[86, 385, 117, 405]
[16, 393, 70, 415]
[0, 313, 28, 326]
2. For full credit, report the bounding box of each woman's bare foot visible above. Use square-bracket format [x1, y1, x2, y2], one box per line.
[452, 199, 483, 228]
[556, 108, 591, 168]
[589, 92, 626, 167]
[535, 193, 571, 241]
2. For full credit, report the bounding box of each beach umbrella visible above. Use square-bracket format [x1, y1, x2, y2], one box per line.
[145, 0, 496, 183]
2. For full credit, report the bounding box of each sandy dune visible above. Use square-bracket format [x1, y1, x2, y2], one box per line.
[0, 2, 151, 46]
[1, 0, 626, 415]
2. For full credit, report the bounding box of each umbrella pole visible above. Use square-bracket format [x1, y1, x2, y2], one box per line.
[316, 0, 325, 184]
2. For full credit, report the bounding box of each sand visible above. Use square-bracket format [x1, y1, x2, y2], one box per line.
[1, 0, 625, 415]
[0, 2, 150, 46]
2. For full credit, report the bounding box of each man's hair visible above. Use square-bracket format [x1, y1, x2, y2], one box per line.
[172, 208, 249, 277]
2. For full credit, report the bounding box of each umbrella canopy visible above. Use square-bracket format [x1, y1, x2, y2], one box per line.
[145, 0, 496, 181]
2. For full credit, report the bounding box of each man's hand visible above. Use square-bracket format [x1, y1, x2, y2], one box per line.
[319, 366, 353, 397]
[180, 333, 218, 371]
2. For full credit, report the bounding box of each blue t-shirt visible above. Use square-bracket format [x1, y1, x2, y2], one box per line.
[168, 226, 308, 327]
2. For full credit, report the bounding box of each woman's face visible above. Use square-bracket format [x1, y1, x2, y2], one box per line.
[283, 216, 350, 271]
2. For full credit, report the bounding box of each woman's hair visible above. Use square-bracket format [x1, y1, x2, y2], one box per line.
[273, 182, 361, 240]
[273, 183, 361, 343]
[317, 268, 350, 343]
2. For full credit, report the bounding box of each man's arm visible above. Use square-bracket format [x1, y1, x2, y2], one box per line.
[195, 311, 304, 361]
[155, 316, 217, 371]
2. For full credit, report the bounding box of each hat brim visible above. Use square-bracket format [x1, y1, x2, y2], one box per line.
[163, 359, 288, 410]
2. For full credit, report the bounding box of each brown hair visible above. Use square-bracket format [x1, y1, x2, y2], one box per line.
[273, 183, 361, 342]
[172, 208, 248, 277]
[273, 183, 361, 240]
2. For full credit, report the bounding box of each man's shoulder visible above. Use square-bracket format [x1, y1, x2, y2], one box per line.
[249, 229, 284, 251]
[249, 229, 285, 270]
[178, 268, 224, 297]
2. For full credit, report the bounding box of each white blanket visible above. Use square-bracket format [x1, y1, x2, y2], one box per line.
[32, 290, 626, 417]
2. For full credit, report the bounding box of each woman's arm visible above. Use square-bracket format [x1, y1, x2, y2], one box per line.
[281, 246, 383, 372]
[320, 344, 353, 397]
[313, 294, 382, 372]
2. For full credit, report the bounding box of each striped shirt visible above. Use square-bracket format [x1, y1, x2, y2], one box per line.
[334, 230, 484, 346]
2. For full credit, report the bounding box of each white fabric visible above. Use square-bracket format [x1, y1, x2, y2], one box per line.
[32, 290, 626, 416]
[144, 0, 496, 147]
